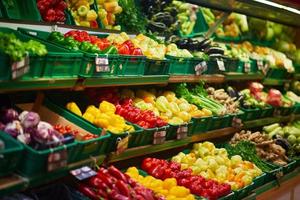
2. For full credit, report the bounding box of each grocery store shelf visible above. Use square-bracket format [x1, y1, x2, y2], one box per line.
[108, 137, 191, 163]
[0, 78, 78, 93]
[263, 78, 291, 86]
[0, 155, 105, 196]
[244, 114, 300, 129]
[84, 75, 169, 87]
[225, 73, 264, 81]
[191, 127, 239, 143]
[169, 75, 225, 83]
[186, 0, 300, 27]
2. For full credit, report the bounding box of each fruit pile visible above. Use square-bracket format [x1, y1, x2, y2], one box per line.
[37, 0, 67, 22]
[67, 0, 99, 28]
[96, 0, 122, 30]
[141, 157, 231, 200]
[53, 124, 98, 141]
[171, 142, 263, 190]
[66, 101, 135, 134]
[127, 89, 212, 126]
[126, 167, 195, 200]
[79, 166, 160, 200]
[116, 99, 167, 129]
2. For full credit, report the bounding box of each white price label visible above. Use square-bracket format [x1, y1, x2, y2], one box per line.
[95, 56, 110, 72]
[153, 130, 166, 145]
[176, 125, 188, 139]
[70, 166, 97, 181]
[244, 62, 251, 73]
[257, 60, 263, 70]
[48, 149, 67, 172]
[11, 55, 29, 79]
[195, 61, 207, 75]
[262, 62, 270, 75]
[217, 60, 225, 71]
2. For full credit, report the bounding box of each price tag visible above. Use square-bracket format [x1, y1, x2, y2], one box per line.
[217, 60, 225, 71]
[70, 166, 97, 181]
[194, 61, 207, 75]
[176, 124, 188, 139]
[95, 56, 110, 73]
[262, 62, 270, 75]
[153, 130, 166, 145]
[47, 148, 68, 172]
[232, 116, 243, 128]
[11, 55, 30, 79]
[116, 136, 129, 155]
[244, 62, 251, 73]
[257, 60, 263, 70]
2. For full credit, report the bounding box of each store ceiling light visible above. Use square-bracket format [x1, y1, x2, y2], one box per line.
[252, 0, 300, 14]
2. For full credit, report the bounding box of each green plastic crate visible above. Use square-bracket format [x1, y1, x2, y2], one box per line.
[240, 108, 261, 121]
[294, 103, 300, 114]
[115, 55, 146, 76]
[282, 160, 297, 174]
[191, 116, 212, 135]
[208, 115, 232, 131]
[259, 106, 274, 118]
[166, 122, 193, 140]
[18, 28, 84, 78]
[0, 131, 24, 177]
[142, 126, 169, 146]
[233, 183, 255, 199]
[274, 106, 294, 116]
[218, 192, 235, 200]
[18, 142, 77, 177]
[167, 55, 202, 75]
[204, 59, 226, 74]
[44, 98, 111, 162]
[226, 59, 256, 74]
[1, 0, 41, 21]
[253, 173, 267, 189]
[266, 68, 288, 79]
[144, 59, 169, 75]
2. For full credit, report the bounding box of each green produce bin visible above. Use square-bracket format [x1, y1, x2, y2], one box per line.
[259, 106, 274, 118]
[218, 192, 235, 200]
[142, 126, 169, 146]
[0, 0, 41, 21]
[253, 173, 267, 189]
[191, 116, 212, 135]
[167, 55, 202, 75]
[240, 108, 261, 121]
[266, 68, 288, 79]
[205, 59, 226, 74]
[208, 115, 232, 131]
[282, 160, 297, 174]
[166, 121, 193, 140]
[18, 28, 84, 78]
[144, 59, 169, 75]
[294, 103, 300, 114]
[225, 59, 244, 73]
[233, 183, 255, 199]
[0, 131, 24, 177]
[274, 106, 294, 116]
[264, 164, 283, 183]
[44, 98, 111, 162]
[115, 55, 146, 76]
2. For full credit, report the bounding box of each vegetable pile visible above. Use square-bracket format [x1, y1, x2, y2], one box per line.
[171, 142, 263, 190]
[67, 0, 99, 28]
[37, 0, 67, 22]
[0, 32, 47, 61]
[126, 167, 195, 200]
[0, 108, 73, 149]
[96, 0, 122, 30]
[78, 165, 161, 200]
[141, 157, 231, 200]
[53, 124, 98, 141]
[230, 130, 289, 166]
[66, 101, 136, 134]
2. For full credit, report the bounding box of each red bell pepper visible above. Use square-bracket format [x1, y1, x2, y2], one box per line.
[78, 184, 99, 200]
[108, 166, 128, 183]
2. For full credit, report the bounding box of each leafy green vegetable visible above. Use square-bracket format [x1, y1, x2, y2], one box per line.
[116, 0, 147, 33]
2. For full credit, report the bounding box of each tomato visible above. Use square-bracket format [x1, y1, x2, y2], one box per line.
[131, 48, 143, 56]
[117, 44, 130, 55]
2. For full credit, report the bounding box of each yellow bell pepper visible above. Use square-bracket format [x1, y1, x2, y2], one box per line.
[82, 112, 95, 123]
[86, 10, 97, 21]
[99, 101, 116, 114]
[94, 117, 110, 129]
[66, 102, 82, 116]
[85, 105, 100, 117]
[107, 125, 123, 134]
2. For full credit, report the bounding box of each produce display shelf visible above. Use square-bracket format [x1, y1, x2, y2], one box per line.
[168, 75, 225, 83]
[0, 78, 78, 93]
[225, 73, 264, 81]
[243, 167, 300, 199]
[244, 114, 300, 129]
[84, 75, 170, 87]
[108, 137, 191, 163]
[0, 155, 105, 196]
[191, 127, 239, 143]
[263, 78, 291, 86]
